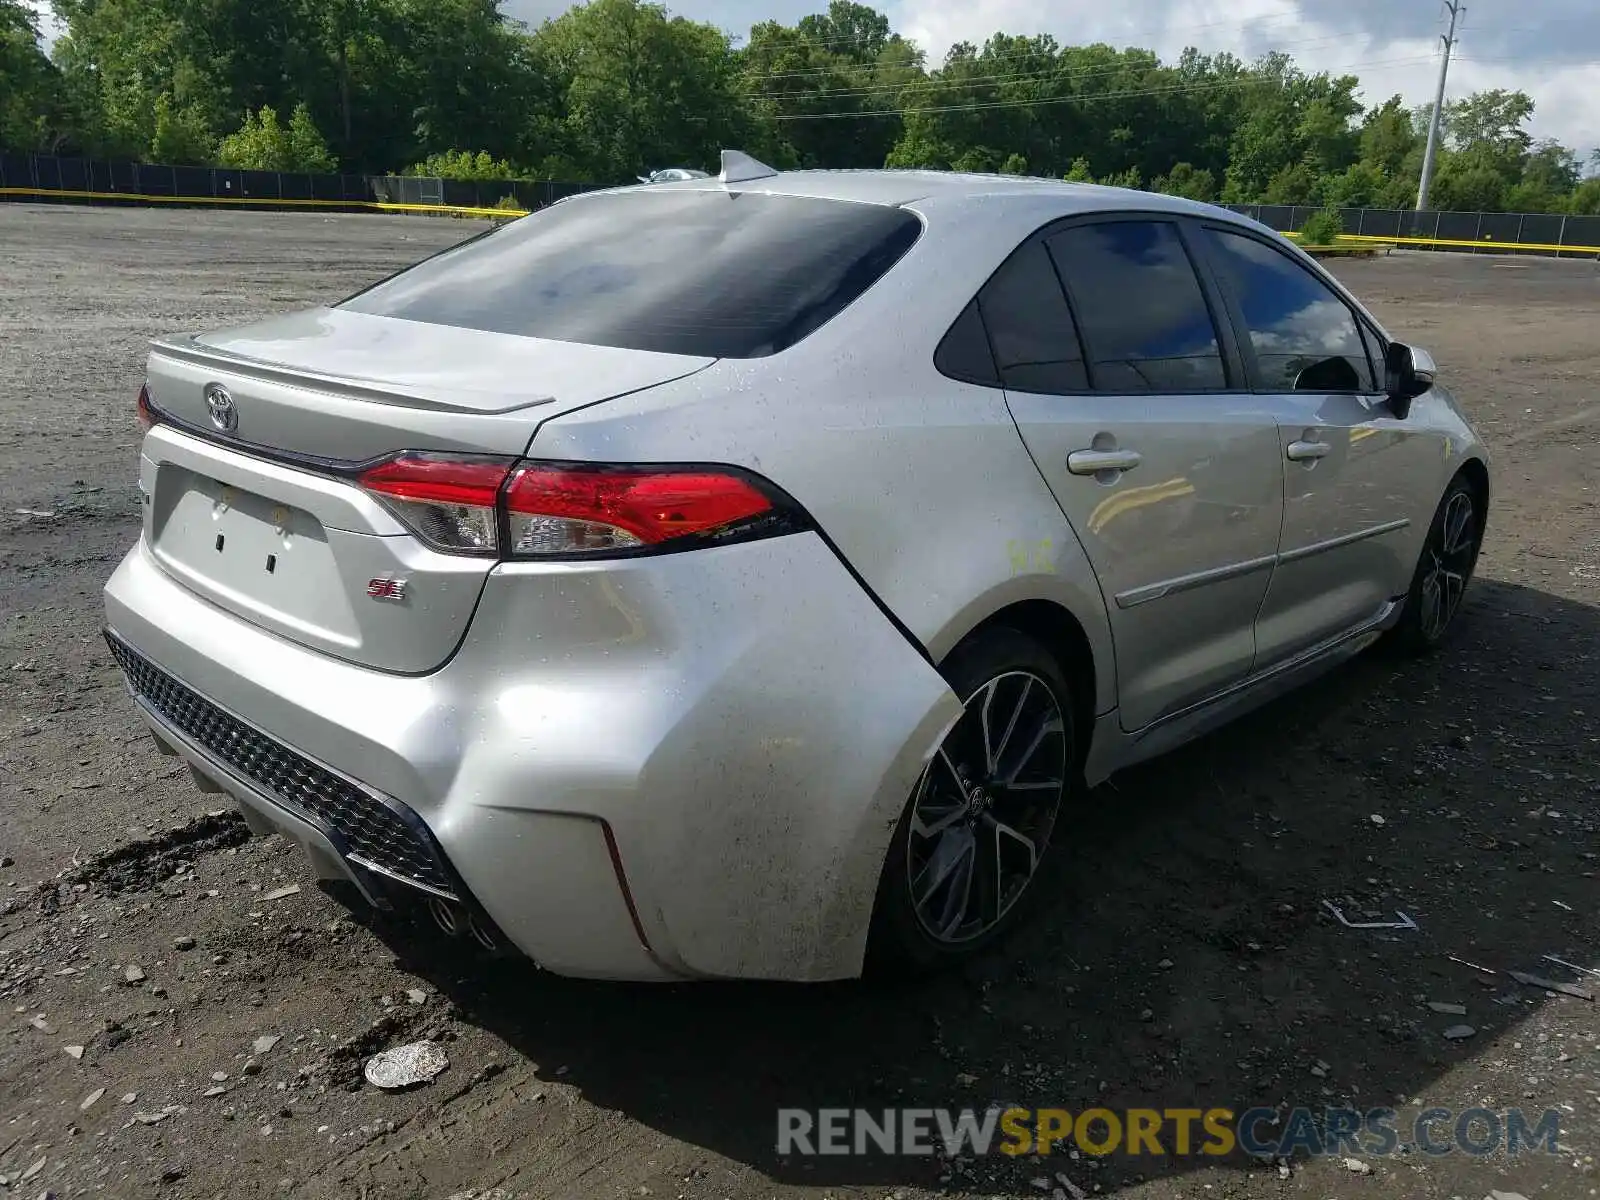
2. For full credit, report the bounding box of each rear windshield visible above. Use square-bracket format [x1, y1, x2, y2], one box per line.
[342, 190, 922, 358]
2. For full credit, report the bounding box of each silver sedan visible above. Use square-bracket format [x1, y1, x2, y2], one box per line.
[105, 153, 1488, 980]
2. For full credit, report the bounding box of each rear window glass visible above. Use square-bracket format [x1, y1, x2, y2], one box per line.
[341, 190, 922, 358]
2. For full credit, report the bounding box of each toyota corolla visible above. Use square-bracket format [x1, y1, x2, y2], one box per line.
[104, 152, 1489, 980]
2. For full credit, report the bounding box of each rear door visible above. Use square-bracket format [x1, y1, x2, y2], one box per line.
[993, 216, 1284, 731]
[1195, 224, 1439, 668]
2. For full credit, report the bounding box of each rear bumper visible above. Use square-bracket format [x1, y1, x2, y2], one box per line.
[104, 532, 960, 981]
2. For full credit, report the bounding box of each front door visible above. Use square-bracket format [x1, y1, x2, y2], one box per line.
[983, 217, 1284, 731]
[1197, 224, 1438, 667]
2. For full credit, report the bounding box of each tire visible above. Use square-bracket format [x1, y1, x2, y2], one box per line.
[867, 627, 1078, 975]
[1382, 472, 1484, 656]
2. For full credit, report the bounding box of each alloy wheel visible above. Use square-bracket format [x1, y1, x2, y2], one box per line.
[906, 671, 1068, 945]
[1418, 490, 1478, 641]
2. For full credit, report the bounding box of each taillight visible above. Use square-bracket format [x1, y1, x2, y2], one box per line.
[503, 464, 779, 556]
[358, 455, 803, 559]
[136, 384, 159, 431]
[359, 453, 513, 555]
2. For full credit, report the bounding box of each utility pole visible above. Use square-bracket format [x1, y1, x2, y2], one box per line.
[1416, 0, 1464, 212]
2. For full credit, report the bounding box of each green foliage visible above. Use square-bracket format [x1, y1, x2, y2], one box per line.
[409, 149, 520, 179]
[149, 93, 214, 164]
[1, 0, 71, 151]
[1152, 163, 1217, 202]
[1569, 178, 1600, 217]
[10, 0, 1591, 220]
[1298, 206, 1343, 247]
[1062, 158, 1094, 183]
[218, 103, 335, 172]
[1321, 162, 1385, 208]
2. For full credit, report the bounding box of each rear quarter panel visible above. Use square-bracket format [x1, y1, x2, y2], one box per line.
[525, 197, 1119, 716]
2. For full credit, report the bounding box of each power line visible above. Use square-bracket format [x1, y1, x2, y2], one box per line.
[769, 55, 1439, 121]
[741, 30, 1368, 100]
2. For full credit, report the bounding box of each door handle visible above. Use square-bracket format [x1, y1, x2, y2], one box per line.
[1067, 448, 1142, 476]
[1286, 440, 1331, 462]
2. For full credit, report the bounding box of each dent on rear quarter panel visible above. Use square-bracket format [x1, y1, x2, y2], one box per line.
[447, 535, 963, 980]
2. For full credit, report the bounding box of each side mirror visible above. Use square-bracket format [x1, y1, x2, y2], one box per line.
[1384, 342, 1436, 419]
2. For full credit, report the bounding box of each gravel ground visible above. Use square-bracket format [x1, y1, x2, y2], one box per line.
[0, 204, 1597, 1200]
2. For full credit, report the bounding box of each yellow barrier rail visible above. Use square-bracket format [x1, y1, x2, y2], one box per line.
[0, 185, 527, 220]
[5, 186, 1597, 254]
[1282, 228, 1600, 255]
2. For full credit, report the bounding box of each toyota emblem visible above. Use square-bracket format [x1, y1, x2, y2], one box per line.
[203, 383, 238, 433]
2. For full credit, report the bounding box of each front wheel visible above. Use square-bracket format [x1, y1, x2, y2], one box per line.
[1383, 473, 1484, 655]
[867, 627, 1077, 974]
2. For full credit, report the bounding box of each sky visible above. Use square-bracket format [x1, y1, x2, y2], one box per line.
[26, 0, 1600, 161]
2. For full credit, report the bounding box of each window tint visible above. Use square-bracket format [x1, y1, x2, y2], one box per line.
[341, 191, 921, 358]
[934, 298, 999, 385]
[1204, 228, 1376, 392]
[975, 241, 1087, 393]
[1045, 221, 1227, 392]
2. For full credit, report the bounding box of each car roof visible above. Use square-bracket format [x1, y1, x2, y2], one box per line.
[610, 167, 1236, 223]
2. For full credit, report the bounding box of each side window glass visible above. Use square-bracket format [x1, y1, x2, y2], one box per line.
[975, 241, 1088, 394]
[1045, 221, 1227, 393]
[1204, 229, 1377, 393]
[933, 298, 999, 386]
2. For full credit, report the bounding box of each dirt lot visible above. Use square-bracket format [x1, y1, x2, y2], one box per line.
[0, 204, 1597, 1200]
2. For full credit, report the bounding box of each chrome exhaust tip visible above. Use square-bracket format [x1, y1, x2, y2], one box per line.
[467, 911, 499, 951]
[428, 896, 462, 937]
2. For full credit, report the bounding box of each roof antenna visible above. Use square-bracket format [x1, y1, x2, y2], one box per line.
[720, 150, 779, 184]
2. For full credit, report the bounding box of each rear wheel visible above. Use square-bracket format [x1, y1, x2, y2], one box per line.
[868, 628, 1076, 974]
[1383, 473, 1484, 655]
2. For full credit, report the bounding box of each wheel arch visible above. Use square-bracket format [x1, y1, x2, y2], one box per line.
[1455, 454, 1490, 512]
[938, 597, 1102, 774]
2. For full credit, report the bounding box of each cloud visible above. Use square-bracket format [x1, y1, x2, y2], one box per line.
[24, 0, 65, 51]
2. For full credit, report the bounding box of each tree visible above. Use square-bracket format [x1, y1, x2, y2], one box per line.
[149, 93, 214, 163]
[529, 0, 747, 183]
[1, 0, 71, 150]
[409, 149, 520, 178]
[288, 102, 337, 171]
[218, 103, 336, 171]
[1359, 96, 1417, 177]
[797, 1, 890, 65]
[16, 0, 1590, 219]
[1446, 89, 1535, 168]
[1522, 139, 1580, 194]
[1430, 161, 1507, 213]
[1568, 178, 1600, 216]
[1320, 162, 1384, 208]
[1152, 162, 1217, 201]
[1263, 162, 1319, 205]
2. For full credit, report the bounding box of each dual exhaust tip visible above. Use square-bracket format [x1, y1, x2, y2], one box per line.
[427, 896, 499, 951]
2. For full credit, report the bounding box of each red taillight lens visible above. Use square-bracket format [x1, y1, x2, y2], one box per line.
[359, 453, 514, 555]
[503, 464, 776, 556]
[358, 455, 799, 559]
[136, 384, 158, 431]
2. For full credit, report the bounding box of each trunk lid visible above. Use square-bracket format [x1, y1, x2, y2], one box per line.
[139, 309, 714, 673]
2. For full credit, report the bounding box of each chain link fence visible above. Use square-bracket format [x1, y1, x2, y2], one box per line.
[0, 151, 593, 214]
[4, 152, 1598, 253]
[1227, 204, 1600, 257]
